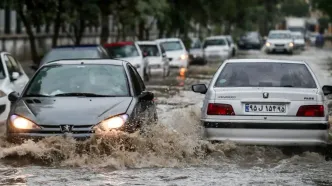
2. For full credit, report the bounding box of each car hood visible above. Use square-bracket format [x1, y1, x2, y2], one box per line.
[267, 39, 293, 44]
[13, 97, 133, 125]
[116, 56, 143, 66]
[165, 50, 186, 58]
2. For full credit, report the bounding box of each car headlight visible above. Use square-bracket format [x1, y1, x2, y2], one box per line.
[94, 114, 128, 131]
[10, 115, 40, 129]
[179, 54, 188, 60]
[265, 42, 271, 47]
[289, 42, 294, 47]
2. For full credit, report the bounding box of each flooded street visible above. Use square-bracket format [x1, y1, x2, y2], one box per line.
[1, 48, 332, 185]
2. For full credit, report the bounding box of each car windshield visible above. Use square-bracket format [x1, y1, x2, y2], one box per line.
[203, 39, 226, 48]
[41, 48, 100, 66]
[268, 33, 292, 39]
[215, 62, 317, 88]
[25, 64, 129, 97]
[160, 41, 183, 51]
[139, 44, 160, 56]
[106, 44, 140, 58]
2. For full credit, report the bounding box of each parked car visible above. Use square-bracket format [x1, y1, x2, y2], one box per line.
[6, 59, 157, 142]
[155, 38, 189, 69]
[31, 44, 109, 70]
[188, 37, 206, 65]
[225, 35, 238, 57]
[291, 31, 306, 50]
[0, 52, 29, 124]
[237, 32, 263, 50]
[265, 30, 294, 54]
[192, 58, 331, 146]
[137, 41, 170, 78]
[202, 35, 231, 62]
[104, 42, 150, 81]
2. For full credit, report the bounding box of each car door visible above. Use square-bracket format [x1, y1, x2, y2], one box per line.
[160, 44, 169, 68]
[3, 54, 29, 93]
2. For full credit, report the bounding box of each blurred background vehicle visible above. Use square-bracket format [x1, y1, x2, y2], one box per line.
[31, 45, 109, 70]
[265, 30, 294, 54]
[309, 32, 319, 46]
[155, 38, 189, 69]
[291, 32, 306, 50]
[237, 32, 263, 50]
[202, 35, 231, 63]
[188, 37, 206, 65]
[137, 41, 170, 78]
[103, 42, 150, 81]
[225, 35, 238, 57]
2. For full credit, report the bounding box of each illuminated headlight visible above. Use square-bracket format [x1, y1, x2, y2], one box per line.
[179, 54, 188, 60]
[0, 90, 6, 98]
[94, 114, 128, 131]
[10, 115, 40, 129]
[289, 42, 294, 47]
[265, 42, 271, 47]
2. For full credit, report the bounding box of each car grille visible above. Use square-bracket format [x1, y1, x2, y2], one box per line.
[38, 124, 94, 134]
[275, 44, 285, 47]
[168, 58, 173, 61]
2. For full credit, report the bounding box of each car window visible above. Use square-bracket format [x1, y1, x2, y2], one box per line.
[139, 44, 160, 57]
[203, 39, 226, 48]
[127, 65, 143, 95]
[191, 40, 201, 49]
[160, 41, 183, 51]
[25, 64, 129, 96]
[130, 65, 145, 91]
[5, 54, 22, 76]
[160, 45, 166, 55]
[0, 55, 6, 79]
[105, 44, 140, 58]
[268, 33, 292, 39]
[215, 62, 317, 88]
[41, 48, 101, 66]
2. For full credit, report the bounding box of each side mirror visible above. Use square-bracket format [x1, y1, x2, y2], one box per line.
[192, 84, 207, 94]
[11, 72, 20, 81]
[139, 91, 154, 101]
[322, 85, 332, 96]
[30, 65, 38, 71]
[8, 91, 19, 102]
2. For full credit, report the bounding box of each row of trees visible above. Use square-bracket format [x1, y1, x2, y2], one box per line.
[1, 0, 311, 64]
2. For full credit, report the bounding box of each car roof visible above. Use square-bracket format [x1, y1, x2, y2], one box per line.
[42, 59, 127, 66]
[53, 44, 100, 49]
[225, 58, 306, 64]
[155, 38, 181, 42]
[136, 41, 157, 45]
[205, 35, 227, 40]
[103, 41, 135, 48]
[269, 30, 292, 34]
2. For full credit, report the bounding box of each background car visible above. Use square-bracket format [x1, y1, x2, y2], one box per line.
[291, 31, 306, 50]
[0, 52, 29, 125]
[155, 38, 189, 69]
[6, 59, 157, 142]
[104, 41, 150, 81]
[202, 35, 231, 62]
[188, 37, 206, 65]
[265, 30, 294, 54]
[192, 59, 331, 146]
[225, 35, 238, 57]
[237, 31, 263, 50]
[137, 41, 170, 78]
[31, 44, 109, 70]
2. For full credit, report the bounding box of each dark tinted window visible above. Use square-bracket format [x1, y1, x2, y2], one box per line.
[127, 65, 143, 95]
[106, 45, 140, 58]
[215, 62, 317, 88]
[139, 44, 160, 56]
[160, 41, 183, 51]
[203, 39, 227, 48]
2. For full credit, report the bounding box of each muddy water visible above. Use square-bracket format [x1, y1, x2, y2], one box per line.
[1, 48, 332, 186]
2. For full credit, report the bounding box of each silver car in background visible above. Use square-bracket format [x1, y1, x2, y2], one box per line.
[192, 59, 332, 146]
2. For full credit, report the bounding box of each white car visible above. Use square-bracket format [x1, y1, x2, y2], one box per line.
[265, 30, 294, 54]
[137, 41, 170, 77]
[155, 38, 189, 69]
[192, 59, 331, 146]
[0, 52, 29, 124]
[104, 42, 150, 81]
[291, 31, 306, 50]
[225, 35, 238, 57]
[202, 35, 232, 62]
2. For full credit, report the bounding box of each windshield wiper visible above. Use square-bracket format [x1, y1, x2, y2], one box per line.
[53, 93, 114, 97]
[25, 94, 52, 97]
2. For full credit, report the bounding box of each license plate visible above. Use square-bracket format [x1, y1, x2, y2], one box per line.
[245, 104, 286, 113]
[275, 48, 284, 52]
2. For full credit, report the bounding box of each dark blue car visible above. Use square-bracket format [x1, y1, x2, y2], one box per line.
[31, 45, 110, 70]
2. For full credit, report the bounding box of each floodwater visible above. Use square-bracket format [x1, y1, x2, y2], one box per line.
[1, 47, 332, 186]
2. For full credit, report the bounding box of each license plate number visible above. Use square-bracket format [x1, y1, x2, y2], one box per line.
[245, 104, 286, 113]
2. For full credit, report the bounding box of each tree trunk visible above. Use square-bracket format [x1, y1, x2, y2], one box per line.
[100, 13, 109, 45]
[52, 0, 63, 47]
[74, 18, 86, 45]
[17, 5, 39, 64]
[138, 20, 145, 40]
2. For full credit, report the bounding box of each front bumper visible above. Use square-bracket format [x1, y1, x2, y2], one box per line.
[202, 121, 329, 146]
[266, 45, 293, 53]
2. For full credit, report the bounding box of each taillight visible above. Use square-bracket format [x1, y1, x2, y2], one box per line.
[296, 105, 324, 117]
[207, 103, 235, 115]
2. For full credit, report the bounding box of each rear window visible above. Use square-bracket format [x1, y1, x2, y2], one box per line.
[214, 62, 317, 88]
[160, 41, 183, 51]
[268, 33, 292, 39]
[138, 44, 160, 56]
[203, 39, 226, 48]
[105, 44, 140, 58]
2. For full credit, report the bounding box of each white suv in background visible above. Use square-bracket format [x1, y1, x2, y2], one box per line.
[0, 52, 29, 124]
[202, 36, 232, 62]
[265, 30, 294, 54]
[155, 38, 189, 69]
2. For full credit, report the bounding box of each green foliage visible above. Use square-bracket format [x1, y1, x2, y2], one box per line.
[280, 0, 309, 17]
[313, 0, 332, 19]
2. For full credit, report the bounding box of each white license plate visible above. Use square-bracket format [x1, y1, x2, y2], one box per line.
[245, 104, 286, 113]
